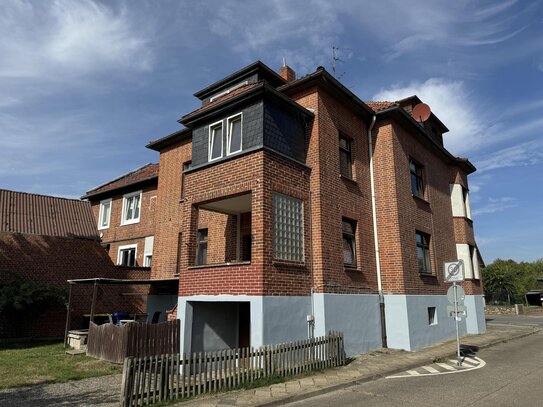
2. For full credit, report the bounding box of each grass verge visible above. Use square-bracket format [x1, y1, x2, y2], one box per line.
[0, 341, 121, 389]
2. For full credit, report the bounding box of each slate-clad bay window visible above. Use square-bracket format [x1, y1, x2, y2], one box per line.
[98, 198, 111, 229]
[227, 113, 242, 155]
[118, 245, 137, 267]
[121, 191, 141, 225]
[416, 231, 431, 274]
[196, 229, 208, 265]
[209, 121, 223, 161]
[339, 135, 353, 179]
[410, 160, 424, 198]
[342, 218, 357, 267]
[273, 193, 304, 262]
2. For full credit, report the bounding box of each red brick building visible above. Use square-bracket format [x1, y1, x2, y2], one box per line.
[88, 61, 484, 354]
[0, 189, 148, 339]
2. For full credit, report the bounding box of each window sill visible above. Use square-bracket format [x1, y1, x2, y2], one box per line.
[340, 174, 357, 185]
[412, 194, 430, 205]
[452, 216, 473, 224]
[188, 261, 251, 270]
[272, 260, 306, 268]
[344, 266, 361, 272]
[419, 272, 436, 278]
[120, 220, 141, 226]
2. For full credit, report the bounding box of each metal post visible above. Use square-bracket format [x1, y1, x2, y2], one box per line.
[453, 282, 462, 366]
[64, 283, 73, 347]
[90, 280, 98, 324]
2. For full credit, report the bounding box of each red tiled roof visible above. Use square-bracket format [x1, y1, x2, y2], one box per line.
[185, 82, 261, 117]
[0, 189, 97, 239]
[84, 163, 158, 198]
[366, 101, 398, 112]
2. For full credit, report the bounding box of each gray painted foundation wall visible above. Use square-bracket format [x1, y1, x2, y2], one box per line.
[177, 293, 486, 355]
[384, 294, 487, 351]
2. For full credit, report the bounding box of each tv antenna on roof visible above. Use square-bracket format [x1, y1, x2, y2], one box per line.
[331, 46, 351, 79]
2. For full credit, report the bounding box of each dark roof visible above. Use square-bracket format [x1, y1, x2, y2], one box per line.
[0, 189, 98, 239]
[146, 128, 191, 151]
[279, 67, 375, 119]
[188, 82, 260, 116]
[83, 163, 158, 199]
[193, 61, 286, 100]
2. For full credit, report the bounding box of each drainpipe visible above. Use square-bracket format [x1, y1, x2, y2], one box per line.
[368, 115, 387, 348]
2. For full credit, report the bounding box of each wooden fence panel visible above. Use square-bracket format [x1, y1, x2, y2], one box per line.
[87, 320, 180, 364]
[120, 331, 345, 406]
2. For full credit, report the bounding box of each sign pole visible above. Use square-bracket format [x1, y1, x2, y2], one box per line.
[453, 282, 462, 367]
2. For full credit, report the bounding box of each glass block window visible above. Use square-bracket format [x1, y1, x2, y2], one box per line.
[272, 193, 304, 261]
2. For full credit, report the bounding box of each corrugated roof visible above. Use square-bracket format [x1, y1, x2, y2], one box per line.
[84, 163, 159, 198]
[0, 189, 98, 239]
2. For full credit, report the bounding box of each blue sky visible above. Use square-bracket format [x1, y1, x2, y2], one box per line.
[1, 0, 542, 263]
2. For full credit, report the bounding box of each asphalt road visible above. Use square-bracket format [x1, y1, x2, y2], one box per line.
[486, 312, 543, 326]
[284, 329, 543, 407]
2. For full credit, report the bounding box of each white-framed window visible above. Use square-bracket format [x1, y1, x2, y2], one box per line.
[209, 120, 223, 161]
[450, 184, 472, 219]
[227, 113, 242, 155]
[272, 192, 304, 262]
[144, 254, 152, 267]
[98, 198, 111, 230]
[121, 191, 142, 225]
[118, 244, 137, 267]
[144, 236, 154, 268]
[209, 81, 248, 102]
[428, 307, 437, 325]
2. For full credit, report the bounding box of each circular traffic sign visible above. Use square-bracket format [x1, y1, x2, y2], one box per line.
[447, 286, 465, 304]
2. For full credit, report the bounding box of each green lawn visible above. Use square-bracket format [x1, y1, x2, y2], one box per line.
[0, 341, 122, 389]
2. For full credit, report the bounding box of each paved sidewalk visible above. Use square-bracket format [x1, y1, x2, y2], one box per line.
[175, 324, 540, 407]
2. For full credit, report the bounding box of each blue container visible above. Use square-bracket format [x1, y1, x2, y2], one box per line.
[111, 312, 130, 325]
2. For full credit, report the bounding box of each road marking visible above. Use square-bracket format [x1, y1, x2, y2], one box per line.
[421, 365, 439, 373]
[463, 357, 479, 365]
[386, 356, 486, 379]
[436, 363, 455, 371]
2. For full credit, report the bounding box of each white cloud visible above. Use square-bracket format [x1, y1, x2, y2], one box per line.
[472, 196, 518, 216]
[0, 0, 154, 79]
[476, 138, 543, 173]
[373, 78, 491, 155]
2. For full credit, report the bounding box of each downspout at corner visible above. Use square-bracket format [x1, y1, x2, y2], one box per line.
[368, 114, 387, 348]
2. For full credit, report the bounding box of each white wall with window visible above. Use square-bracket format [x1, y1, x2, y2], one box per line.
[121, 191, 142, 225]
[272, 192, 304, 262]
[98, 198, 111, 230]
[455, 243, 480, 279]
[144, 236, 154, 267]
[118, 244, 137, 267]
[450, 184, 472, 220]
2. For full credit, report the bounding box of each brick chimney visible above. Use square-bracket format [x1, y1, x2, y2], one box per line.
[279, 65, 296, 82]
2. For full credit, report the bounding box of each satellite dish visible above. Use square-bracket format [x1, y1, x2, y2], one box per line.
[412, 103, 431, 123]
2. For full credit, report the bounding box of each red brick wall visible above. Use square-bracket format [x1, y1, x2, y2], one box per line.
[372, 121, 482, 295]
[0, 232, 149, 339]
[91, 184, 157, 266]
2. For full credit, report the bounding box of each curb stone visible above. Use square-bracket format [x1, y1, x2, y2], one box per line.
[252, 326, 541, 407]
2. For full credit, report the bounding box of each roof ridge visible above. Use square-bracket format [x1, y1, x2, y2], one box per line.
[0, 188, 87, 203]
[85, 163, 158, 194]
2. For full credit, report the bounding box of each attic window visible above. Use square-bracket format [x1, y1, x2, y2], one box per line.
[209, 81, 248, 102]
[209, 120, 223, 161]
